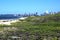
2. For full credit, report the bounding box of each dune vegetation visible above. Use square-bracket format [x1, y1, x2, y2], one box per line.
[0, 12, 60, 40]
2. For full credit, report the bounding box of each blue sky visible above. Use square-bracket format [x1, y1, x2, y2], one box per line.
[0, 0, 60, 14]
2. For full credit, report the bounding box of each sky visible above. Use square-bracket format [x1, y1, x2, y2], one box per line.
[0, 0, 60, 14]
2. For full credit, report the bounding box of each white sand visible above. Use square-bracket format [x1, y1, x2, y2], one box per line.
[0, 22, 11, 25]
[0, 20, 19, 25]
[0, 17, 27, 25]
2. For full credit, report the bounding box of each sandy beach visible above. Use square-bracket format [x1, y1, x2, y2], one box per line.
[0, 19, 19, 25]
[0, 17, 27, 25]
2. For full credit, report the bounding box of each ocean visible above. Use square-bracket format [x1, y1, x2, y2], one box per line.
[0, 14, 20, 20]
